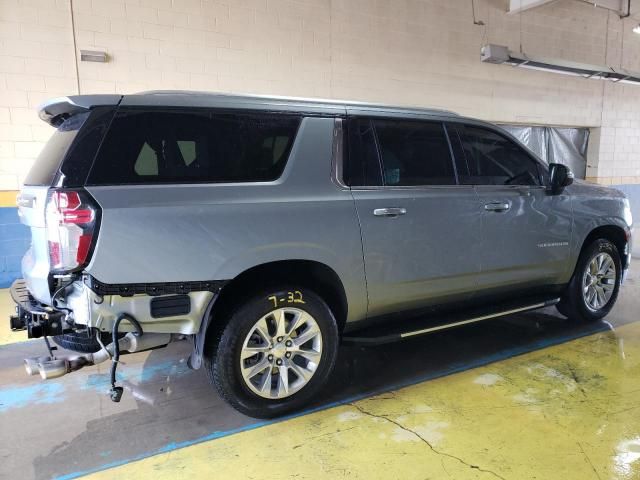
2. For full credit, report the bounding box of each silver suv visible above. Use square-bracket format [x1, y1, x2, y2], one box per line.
[9, 91, 632, 418]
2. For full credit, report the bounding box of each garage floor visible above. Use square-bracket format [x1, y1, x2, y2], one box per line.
[1, 270, 639, 479]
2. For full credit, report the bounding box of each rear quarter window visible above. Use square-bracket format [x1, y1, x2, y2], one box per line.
[23, 112, 90, 186]
[87, 110, 301, 185]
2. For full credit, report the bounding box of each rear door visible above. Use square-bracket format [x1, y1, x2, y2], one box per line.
[346, 115, 483, 318]
[450, 123, 572, 294]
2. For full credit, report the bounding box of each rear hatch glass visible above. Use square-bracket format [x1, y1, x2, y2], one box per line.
[23, 112, 90, 186]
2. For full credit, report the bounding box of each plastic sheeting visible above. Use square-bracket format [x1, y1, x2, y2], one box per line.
[500, 125, 589, 179]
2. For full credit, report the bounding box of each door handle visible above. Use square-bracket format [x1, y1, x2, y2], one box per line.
[373, 207, 407, 217]
[484, 202, 510, 212]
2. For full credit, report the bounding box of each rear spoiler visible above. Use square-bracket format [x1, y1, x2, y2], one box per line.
[37, 95, 122, 127]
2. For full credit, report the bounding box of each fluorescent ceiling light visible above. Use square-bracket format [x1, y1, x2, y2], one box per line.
[481, 44, 640, 86]
[633, 24, 640, 34]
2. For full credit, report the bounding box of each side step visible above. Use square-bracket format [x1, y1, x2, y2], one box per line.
[342, 297, 560, 345]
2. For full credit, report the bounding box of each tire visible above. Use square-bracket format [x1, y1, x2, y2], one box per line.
[52, 331, 114, 353]
[556, 238, 622, 322]
[204, 285, 339, 418]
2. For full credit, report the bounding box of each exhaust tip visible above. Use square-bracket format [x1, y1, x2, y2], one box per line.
[24, 356, 51, 376]
[38, 359, 68, 380]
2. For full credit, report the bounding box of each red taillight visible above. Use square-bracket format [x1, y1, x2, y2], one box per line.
[46, 189, 100, 273]
[76, 233, 92, 264]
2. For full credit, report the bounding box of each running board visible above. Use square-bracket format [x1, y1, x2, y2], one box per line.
[342, 297, 560, 345]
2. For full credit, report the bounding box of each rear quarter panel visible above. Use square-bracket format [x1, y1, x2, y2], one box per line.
[85, 117, 368, 323]
[17, 185, 52, 304]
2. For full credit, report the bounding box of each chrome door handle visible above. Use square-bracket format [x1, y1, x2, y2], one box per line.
[484, 202, 510, 212]
[373, 207, 407, 217]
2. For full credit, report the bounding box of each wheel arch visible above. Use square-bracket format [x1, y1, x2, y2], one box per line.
[207, 260, 349, 342]
[579, 224, 629, 269]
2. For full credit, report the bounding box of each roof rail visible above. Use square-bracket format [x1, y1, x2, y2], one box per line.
[136, 90, 459, 117]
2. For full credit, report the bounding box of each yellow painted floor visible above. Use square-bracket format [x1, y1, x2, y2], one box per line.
[83, 321, 640, 480]
[0, 288, 28, 346]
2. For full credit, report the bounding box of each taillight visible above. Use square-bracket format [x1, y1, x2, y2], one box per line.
[45, 189, 100, 273]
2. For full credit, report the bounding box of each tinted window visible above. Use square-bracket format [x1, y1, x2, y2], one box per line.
[88, 110, 300, 185]
[23, 112, 90, 186]
[373, 120, 455, 186]
[456, 125, 542, 186]
[59, 107, 116, 187]
[445, 123, 469, 181]
[346, 119, 382, 186]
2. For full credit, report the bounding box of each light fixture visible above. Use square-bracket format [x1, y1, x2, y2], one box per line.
[633, 24, 640, 35]
[481, 43, 640, 86]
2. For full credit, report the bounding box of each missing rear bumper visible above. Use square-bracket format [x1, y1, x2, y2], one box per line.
[9, 279, 67, 338]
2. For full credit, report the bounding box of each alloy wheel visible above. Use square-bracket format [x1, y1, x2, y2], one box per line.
[582, 252, 616, 311]
[239, 307, 323, 399]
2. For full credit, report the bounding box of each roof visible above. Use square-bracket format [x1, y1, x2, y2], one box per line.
[37, 90, 460, 126]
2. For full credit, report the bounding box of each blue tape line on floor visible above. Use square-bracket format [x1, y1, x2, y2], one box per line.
[53, 321, 610, 480]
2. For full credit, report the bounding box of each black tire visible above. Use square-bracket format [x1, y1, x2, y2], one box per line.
[53, 331, 115, 353]
[204, 285, 339, 418]
[556, 238, 622, 322]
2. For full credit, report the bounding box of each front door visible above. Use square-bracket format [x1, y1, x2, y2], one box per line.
[346, 116, 483, 318]
[450, 123, 572, 294]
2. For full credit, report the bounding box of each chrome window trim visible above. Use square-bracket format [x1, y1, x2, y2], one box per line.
[349, 184, 477, 192]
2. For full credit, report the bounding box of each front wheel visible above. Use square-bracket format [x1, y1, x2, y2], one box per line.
[205, 286, 339, 418]
[556, 238, 622, 322]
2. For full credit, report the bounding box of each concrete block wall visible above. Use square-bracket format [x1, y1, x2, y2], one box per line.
[1, 0, 640, 286]
[1, 0, 640, 188]
[0, 0, 78, 190]
[592, 81, 640, 185]
[1, 0, 639, 189]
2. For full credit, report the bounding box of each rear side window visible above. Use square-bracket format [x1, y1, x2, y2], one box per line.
[87, 110, 301, 185]
[23, 112, 90, 186]
[456, 124, 542, 186]
[373, 119, 455, 186]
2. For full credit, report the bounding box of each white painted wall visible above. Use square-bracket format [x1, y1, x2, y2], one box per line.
[1, 0, 640, 189]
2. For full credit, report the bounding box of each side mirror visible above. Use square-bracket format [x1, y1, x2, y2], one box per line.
[548, 163, 574, 194]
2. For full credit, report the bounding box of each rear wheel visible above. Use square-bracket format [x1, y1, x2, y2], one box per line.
[556, 239, 621, 322]
[205, 286, 339, 418]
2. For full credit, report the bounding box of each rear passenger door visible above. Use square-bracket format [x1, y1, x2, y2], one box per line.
[450, 123, 572, 294]
[346, 115, 483, 318]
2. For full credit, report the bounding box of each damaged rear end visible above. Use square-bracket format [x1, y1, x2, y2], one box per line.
[14, 96, 119, 339]
[9, 96, 197, 401]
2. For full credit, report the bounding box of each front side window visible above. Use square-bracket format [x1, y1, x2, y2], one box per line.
[373, 119, 456, 186]
[456, 125, 542, 186]
[88, 110, 300, 185]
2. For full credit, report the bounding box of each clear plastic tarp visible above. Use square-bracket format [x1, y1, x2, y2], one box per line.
[500, 125, 589, 179]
